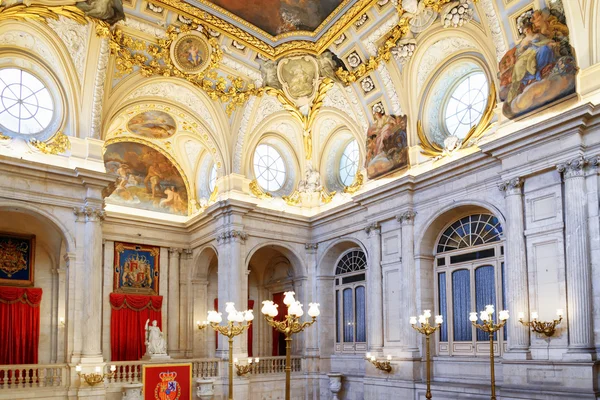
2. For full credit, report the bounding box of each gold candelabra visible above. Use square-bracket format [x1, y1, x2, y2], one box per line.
[518, 309, 563, 337]
[261, 292, 320, 400]
[75, 365, 116, 386]
[234, 357, 259, 376]
[470, 305, 509, 400]
[206, 303, 253, 400]
[365, 353, 392, 372]
[410, 310, 443, 399]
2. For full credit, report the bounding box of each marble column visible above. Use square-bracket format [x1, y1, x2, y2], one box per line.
[397, 211, 418, 353]
[181, 249, 194, 357]
[74, 205, 105, 361]
[366, 222, 383, 353]
[216, 230, 247, 357]
[304, 243, 319, 357]
[499, 177, 531, 358]
[168, 248, 182, 355]
[557, 157, 595, 358]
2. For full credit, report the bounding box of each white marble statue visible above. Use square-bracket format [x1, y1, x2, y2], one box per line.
[144, 319, 167, 355]
[298, 162, 322, 194]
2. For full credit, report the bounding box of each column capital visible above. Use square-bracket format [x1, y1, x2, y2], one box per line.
[216, 230, 248, 244]
[587, 155, 599, 168]
[396, 210, 417, 225]
[557, 156, 586, 179]
[305, 243, 318, 251]
[364, 222, 380, 236]
[168, 247, 183, 256]
[73, 205, 105, 222]
[499, 177, 523, 196]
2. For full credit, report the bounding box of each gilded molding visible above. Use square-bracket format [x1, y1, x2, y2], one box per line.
[249, 180, 272, 200]
[30, 131, 71, 155]
[0, 4, 91, 25]
[343, 172, 364, 194]
[149, 0, 377, 59]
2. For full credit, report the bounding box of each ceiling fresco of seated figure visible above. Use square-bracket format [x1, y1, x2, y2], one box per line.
[207, 0, 345, 36]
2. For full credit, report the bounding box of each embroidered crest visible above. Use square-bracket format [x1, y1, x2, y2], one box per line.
[154, 371, 180, 400]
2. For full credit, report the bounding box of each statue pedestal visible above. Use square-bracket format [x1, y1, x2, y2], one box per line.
[141, 353, 172, 362]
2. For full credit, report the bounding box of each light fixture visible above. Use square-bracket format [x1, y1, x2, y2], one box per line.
[518, 309, 563, 337]
[470, 305, 508, 400]
[261, 293, 319, 400]
[197, 320, 209, 330]
[75, 365, 116, 386]
[365, 353, 392, 373]
[206, 303, 252, 400]
[234, 357, 260, 376]
[410, 310, 443, 398]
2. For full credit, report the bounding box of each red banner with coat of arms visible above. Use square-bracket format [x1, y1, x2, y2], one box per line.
[143, 363, 192, 400]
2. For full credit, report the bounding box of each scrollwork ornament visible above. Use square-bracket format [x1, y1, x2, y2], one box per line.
[216, 230, 248, 244]
[397, 210, 417, 225]
[557, 156, 586, 179]
[365, 222, 380, 235]
[73, 205, 106, 222]
[30, 132, 71, 155]
[498, 177, 522, 196]
[343, 172, 364, 194]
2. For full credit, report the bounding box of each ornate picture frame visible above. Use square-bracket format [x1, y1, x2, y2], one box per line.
[114, 242, 160, 295]
[0, 232, 35, 287]
[170, 30, 212, 75]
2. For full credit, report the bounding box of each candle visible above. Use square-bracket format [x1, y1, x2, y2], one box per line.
[409, 316, 417, 325]
[518, 312, 525, 320]
[498, 310, 509, 321]
[531, 311, 539, 320]
[418, 315, 427, 325]
[479, 311, 489, 321]
[435, 315, 443, 325]
[469, 312, 478, 322]
[248, 358, 253, 364]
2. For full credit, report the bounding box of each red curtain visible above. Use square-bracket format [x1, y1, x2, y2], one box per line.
[0, 286, 42, 364]
[214, 298, 254, 356]
[110, 293, 162, 361]
[271, 292, 287, 356]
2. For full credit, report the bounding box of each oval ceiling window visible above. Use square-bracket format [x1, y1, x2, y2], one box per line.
[443, 71, 488, 139]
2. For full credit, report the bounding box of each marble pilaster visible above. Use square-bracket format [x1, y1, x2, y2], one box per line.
[557, 157, 595, 359]
[499, 177, 531, 358]
[397, 211, 418, 353]
[74, 205, 105, 362]
[304, 243, 319, 357]
[168, 247, 182, 355]
[365, 222, 383, 353]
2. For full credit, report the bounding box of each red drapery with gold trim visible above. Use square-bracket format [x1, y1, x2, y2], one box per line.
[0, 286, 42, 364]
[110, 293, 163, 361]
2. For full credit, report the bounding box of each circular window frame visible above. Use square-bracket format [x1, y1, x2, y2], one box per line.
[0, 58, 64, 142]
[252, 143, 288, 193]
[440, 70, 489, 139]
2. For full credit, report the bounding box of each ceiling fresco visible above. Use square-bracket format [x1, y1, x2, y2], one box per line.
[206, 0, 345, 36]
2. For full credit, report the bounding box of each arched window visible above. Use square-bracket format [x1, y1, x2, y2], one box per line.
[339, 139, 359, 186]
[443, 72, 489, 139]
[335, 249, 367, 354]
[435, 214, 506, 357]
[0, 67, 56, 138]
[253, 144, 286, 192]
[208, 164, 217, 193]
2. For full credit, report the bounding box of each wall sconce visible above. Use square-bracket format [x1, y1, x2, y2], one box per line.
[234, 357, 259, 376]
[197, 320, 209, 330]
[518, 309, 563, 337]
[75, 365, 116, 386]
[59, 317, 65, 327]
[365, 353, 392, 373]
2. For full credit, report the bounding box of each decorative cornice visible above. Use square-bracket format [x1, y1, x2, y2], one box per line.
[305, 243, 318, 251]
[216, 230, 248, 244]
[73, 205, 105, 222]
[364, 222, 380, 235]
[396, 210, 416, 224]
[557, 156, 586, 179]
[498, 177, 522, 196]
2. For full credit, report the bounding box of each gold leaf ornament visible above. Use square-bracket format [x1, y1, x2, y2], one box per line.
[30, 131, 71, 155]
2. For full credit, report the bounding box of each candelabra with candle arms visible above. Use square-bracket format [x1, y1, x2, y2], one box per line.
[261, 292, 320, 400]
[410, 310, 443, 399]
[364, 352, 392, 372]
[234, 357, 259, 376]
[206, 303, 254, 400]
[469, 305, 509, 400]
[75, 365, 116, 386]
[518, 309, 563, 337]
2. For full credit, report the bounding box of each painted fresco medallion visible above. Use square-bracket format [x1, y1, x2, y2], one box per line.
[277, 55, 319, 103]
[127, 110, 177, 139]
[170, 31, 211, 75]
[104, 142, 188, 215]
